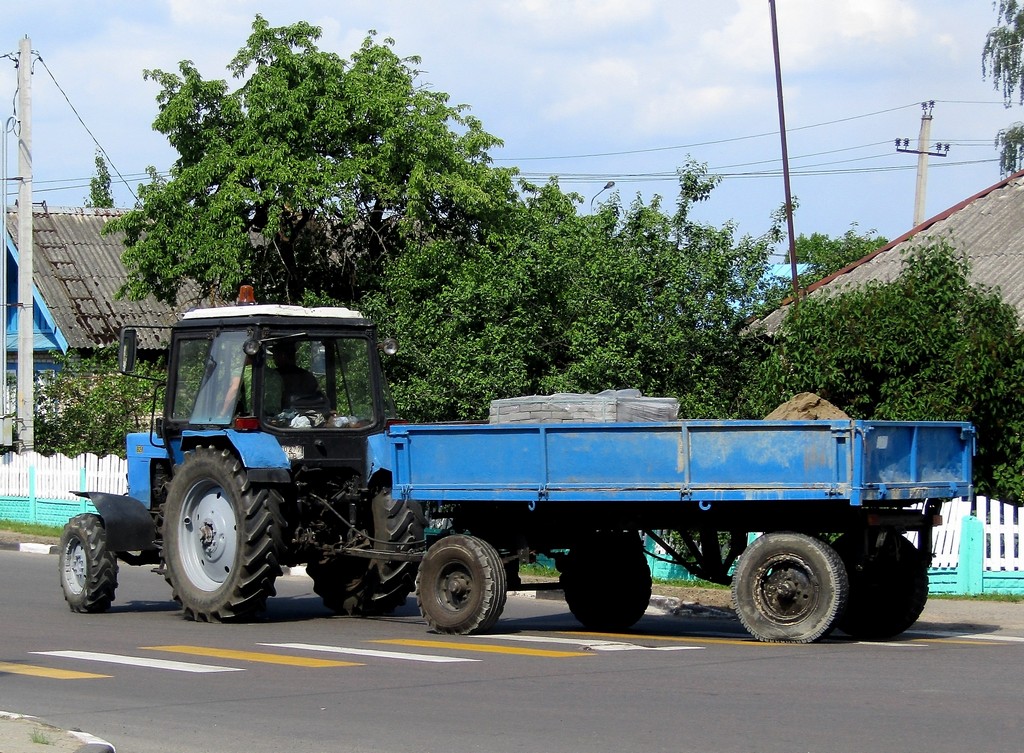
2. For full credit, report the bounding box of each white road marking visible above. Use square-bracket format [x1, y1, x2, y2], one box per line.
[32, 650, 243, 673]
[466, 634, 703, 651]
[911, 631, 1024, 643]
[259, 642, 480, 663]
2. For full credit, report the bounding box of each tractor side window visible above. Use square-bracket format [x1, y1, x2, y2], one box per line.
[171, 338, 212, 420]
[171, 331, 250, 425]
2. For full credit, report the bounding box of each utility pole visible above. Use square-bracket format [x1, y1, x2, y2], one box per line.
[768, 0, 800, 300]
[895, 101, 949, 227]
[16, 36, 32, 450]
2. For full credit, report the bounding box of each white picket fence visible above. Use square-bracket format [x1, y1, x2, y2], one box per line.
[0, 452, 128, 528]
[0, 451, 127, 499]
[930, 496, 1023, 571]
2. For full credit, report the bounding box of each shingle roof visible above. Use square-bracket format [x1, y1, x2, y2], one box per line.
[756, 169, 1024, 334]
[6, 205, 187, 349]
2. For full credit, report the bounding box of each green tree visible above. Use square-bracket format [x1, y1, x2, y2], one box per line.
[108, 16, 517, 306]
[365, 163, 778, 422]
[35, 350, 164, 458]
[85, 150, 114, 208]
[750, 240, 1024, 502]
[983, 0, 1024, 173]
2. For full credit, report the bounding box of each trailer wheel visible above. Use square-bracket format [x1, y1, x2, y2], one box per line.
[732, 532, 848, 643]
[162, 447, 283, 622]
[417, 534, 507, 634]
[561, 532, 652, 631]
[59, 513, 118, 613]
[833, 533, 929, 640]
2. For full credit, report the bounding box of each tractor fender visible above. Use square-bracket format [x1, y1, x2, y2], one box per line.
[180, 429, 291, 471]
[73, 492, 157, 552]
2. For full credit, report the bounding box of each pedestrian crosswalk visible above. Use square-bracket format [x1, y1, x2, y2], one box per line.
[8, 629, 1012, 680]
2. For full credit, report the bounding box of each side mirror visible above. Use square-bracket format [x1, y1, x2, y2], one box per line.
[119, 328, 138, 374]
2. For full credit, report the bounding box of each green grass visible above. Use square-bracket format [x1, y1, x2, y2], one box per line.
[30, 728, 54, 745]
[930, 592, 1024, 603]
[0, 520, 63, 537]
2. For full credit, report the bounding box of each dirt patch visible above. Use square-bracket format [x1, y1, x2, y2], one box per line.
[764, 392, 850, 420]
[0, 529, 60, 546]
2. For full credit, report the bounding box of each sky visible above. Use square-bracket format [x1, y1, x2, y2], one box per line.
[0, 0, 1020, 261]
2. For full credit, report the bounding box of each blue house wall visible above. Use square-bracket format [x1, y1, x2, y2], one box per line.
[3, 228, 68, 368]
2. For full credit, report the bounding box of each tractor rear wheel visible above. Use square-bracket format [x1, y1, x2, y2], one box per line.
[309, 491, 424, 616]
[162, 447, 283, 622]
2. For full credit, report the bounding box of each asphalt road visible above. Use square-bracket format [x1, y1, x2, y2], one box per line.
[4, 548, 1024, 753]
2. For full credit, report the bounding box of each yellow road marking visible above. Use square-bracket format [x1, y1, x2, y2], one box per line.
[373, 639, 591, 658]
[142, 646, 363, 667]
[0, 661, 110, 679]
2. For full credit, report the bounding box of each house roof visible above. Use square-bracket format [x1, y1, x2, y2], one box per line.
[756, 169, 1024, 334]
[6, 205, 186, 349]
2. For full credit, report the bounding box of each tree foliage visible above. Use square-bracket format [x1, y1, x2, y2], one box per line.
[35, 350, 163, 458]
[85, 151, 114, 208]
[108, 16, 516, 306]
[983, 0, 1024, 173]
[365, 163, 778, 421]
[750, 240, 1024, 502]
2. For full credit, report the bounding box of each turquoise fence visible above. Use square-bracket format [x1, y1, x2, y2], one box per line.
[0, 452, 121, 528]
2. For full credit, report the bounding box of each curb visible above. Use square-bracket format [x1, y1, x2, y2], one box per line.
[0, 541, 59, 554]
[0, 711, 115, 753]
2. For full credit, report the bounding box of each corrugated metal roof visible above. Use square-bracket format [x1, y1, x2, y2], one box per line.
[7, 206, 187, 349]
[756, 169, 1024, 333]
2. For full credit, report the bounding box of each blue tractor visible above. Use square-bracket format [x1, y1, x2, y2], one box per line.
[58, 294, 424, 622]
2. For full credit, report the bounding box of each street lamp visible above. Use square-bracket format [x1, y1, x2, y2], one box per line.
[590, 180, 615, 211]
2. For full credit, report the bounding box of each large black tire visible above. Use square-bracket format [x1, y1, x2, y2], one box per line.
[162, 447, 283, 622]
[561, 532, 652, 632]
[833, 532, 929, 640]
[732, 532, 848, 643]
[417, 534, 507, 634]
[368, 490, 426, 613]
[59, 513, 118, 613]
[307, 557, 372, 615]
[308, 491, 424, 616]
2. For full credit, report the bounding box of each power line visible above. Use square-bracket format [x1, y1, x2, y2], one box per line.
[33, 53, 139, 203]
[496, 102, 934, 162]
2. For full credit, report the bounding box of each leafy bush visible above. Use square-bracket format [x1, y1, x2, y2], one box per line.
[34, 349, 164, 458]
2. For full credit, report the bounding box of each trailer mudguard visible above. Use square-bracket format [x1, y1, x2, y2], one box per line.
[73, 491, 157, 551]
[366, 431, 393, 480]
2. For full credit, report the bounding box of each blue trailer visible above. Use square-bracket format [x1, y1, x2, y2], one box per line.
[391, 419, 973, 642]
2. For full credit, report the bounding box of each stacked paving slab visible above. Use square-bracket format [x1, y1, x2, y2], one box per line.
[490, 389, 679, 424]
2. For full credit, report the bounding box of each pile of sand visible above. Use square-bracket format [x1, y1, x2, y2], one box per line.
[764, 392, 849, 420]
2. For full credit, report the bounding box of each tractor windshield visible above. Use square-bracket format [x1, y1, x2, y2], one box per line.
[261, 334, 379, 430]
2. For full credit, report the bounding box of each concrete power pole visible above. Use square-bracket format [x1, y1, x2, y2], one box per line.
[895, 101, 950, 228]
[16, 36, 33, 450]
